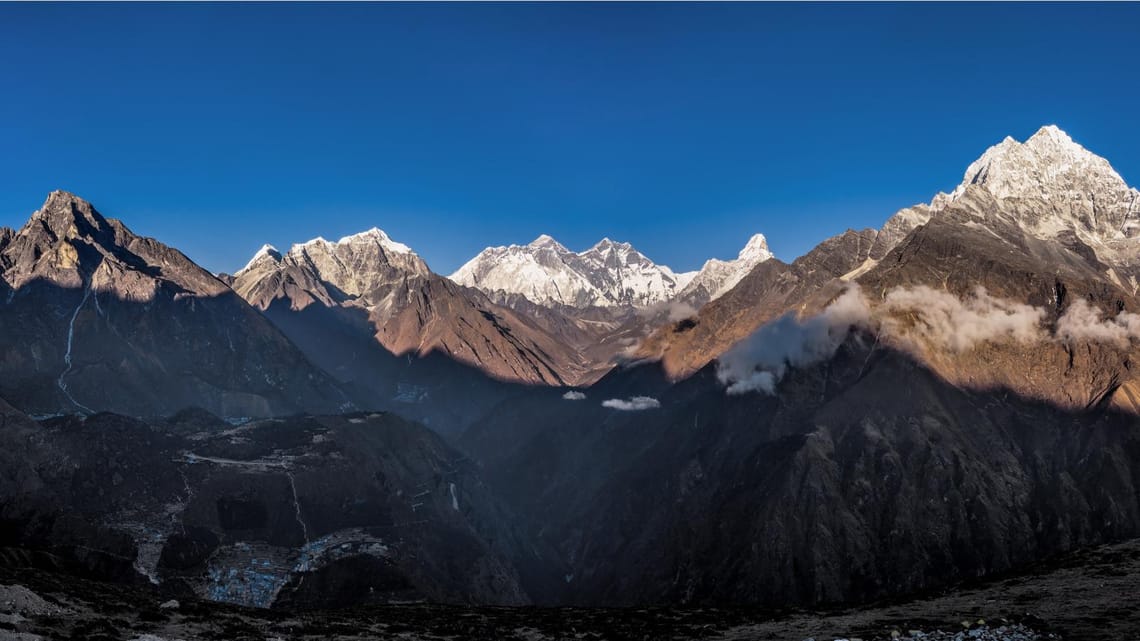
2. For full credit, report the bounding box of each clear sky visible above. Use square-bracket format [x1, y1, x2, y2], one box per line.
[2, 3, 1139, 275]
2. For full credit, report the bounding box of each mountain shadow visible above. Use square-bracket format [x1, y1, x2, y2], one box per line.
[463, 334, 1140, 608]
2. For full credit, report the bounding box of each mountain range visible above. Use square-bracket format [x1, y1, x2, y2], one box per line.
[3, 125, 1140, 622]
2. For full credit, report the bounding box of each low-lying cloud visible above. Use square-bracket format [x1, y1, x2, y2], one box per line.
[717, 286, 870, 395]
[639, 300, 698, 323]
[1055, 298, 1140, 348]
[717, 283, 1140, 396]
[602, 396, 661, 411]
[562, 390, 587, 400]
[880, 285, 1046, 352]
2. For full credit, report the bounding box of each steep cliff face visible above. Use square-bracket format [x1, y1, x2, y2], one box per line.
[0, 191, 350, 417]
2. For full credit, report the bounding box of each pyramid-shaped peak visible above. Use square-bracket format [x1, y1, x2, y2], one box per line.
[237, 244, 282, 274]
[737, 233, 773, 262]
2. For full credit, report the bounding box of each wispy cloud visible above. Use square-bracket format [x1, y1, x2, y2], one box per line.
[880, 285, 1045, 352]
[1056, 298, 1140, 348]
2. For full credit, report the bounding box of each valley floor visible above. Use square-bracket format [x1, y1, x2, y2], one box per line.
[2, 538, 1139, 641]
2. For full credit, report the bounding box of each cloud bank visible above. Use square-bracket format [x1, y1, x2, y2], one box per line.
[880, 285, 1046, 352]
[1055, 298, 1140, 348]
[562, 390, 587, 400]
[602, 396, 661, 411]
[718, 283, 1140, 396]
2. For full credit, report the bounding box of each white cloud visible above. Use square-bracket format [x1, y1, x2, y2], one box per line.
[1056, 297, 1140, 347]
[880, 285, 1046, 351]
[638, 300, 698, 323]
[602, 396, 661, 411]
[717, 283, 1140, 397]
[562, 390, 587, 400]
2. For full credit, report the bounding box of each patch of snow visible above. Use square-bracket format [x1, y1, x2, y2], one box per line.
[57, 286, 94, 413]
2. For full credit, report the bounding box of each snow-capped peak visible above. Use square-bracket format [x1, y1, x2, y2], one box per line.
[871, 124, 1140, 261]
[336, 227, 414, 254]
[236, 244, 281, 275]
[234, 225, 430, 305]
[950, 124, 1129, 203]
[450, 236, 691, 308]
[737, 233, 773, 263]
[676, 233, 774, 305]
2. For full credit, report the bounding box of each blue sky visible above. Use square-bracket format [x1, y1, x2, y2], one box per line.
[2, 3, 1139, 275]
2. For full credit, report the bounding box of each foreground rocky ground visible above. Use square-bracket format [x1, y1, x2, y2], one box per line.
[1, 537, 1137, 641]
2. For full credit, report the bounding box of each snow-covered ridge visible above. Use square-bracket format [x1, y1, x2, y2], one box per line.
[449, 235, 695, 308]
[235, 227, 422, 279]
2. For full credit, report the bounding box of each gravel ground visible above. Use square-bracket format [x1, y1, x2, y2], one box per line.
[2, 538, 1139, 640]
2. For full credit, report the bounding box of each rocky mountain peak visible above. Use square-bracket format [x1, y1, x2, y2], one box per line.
[872, 125, 1140, 260]
[32, 190, 110, 238]
[2, 190, 227, 296]
[233, 225, 430, 311]
[951, 124, 1131, 203]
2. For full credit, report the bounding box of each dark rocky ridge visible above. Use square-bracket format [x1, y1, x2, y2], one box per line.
[0, 399, 543, 609]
